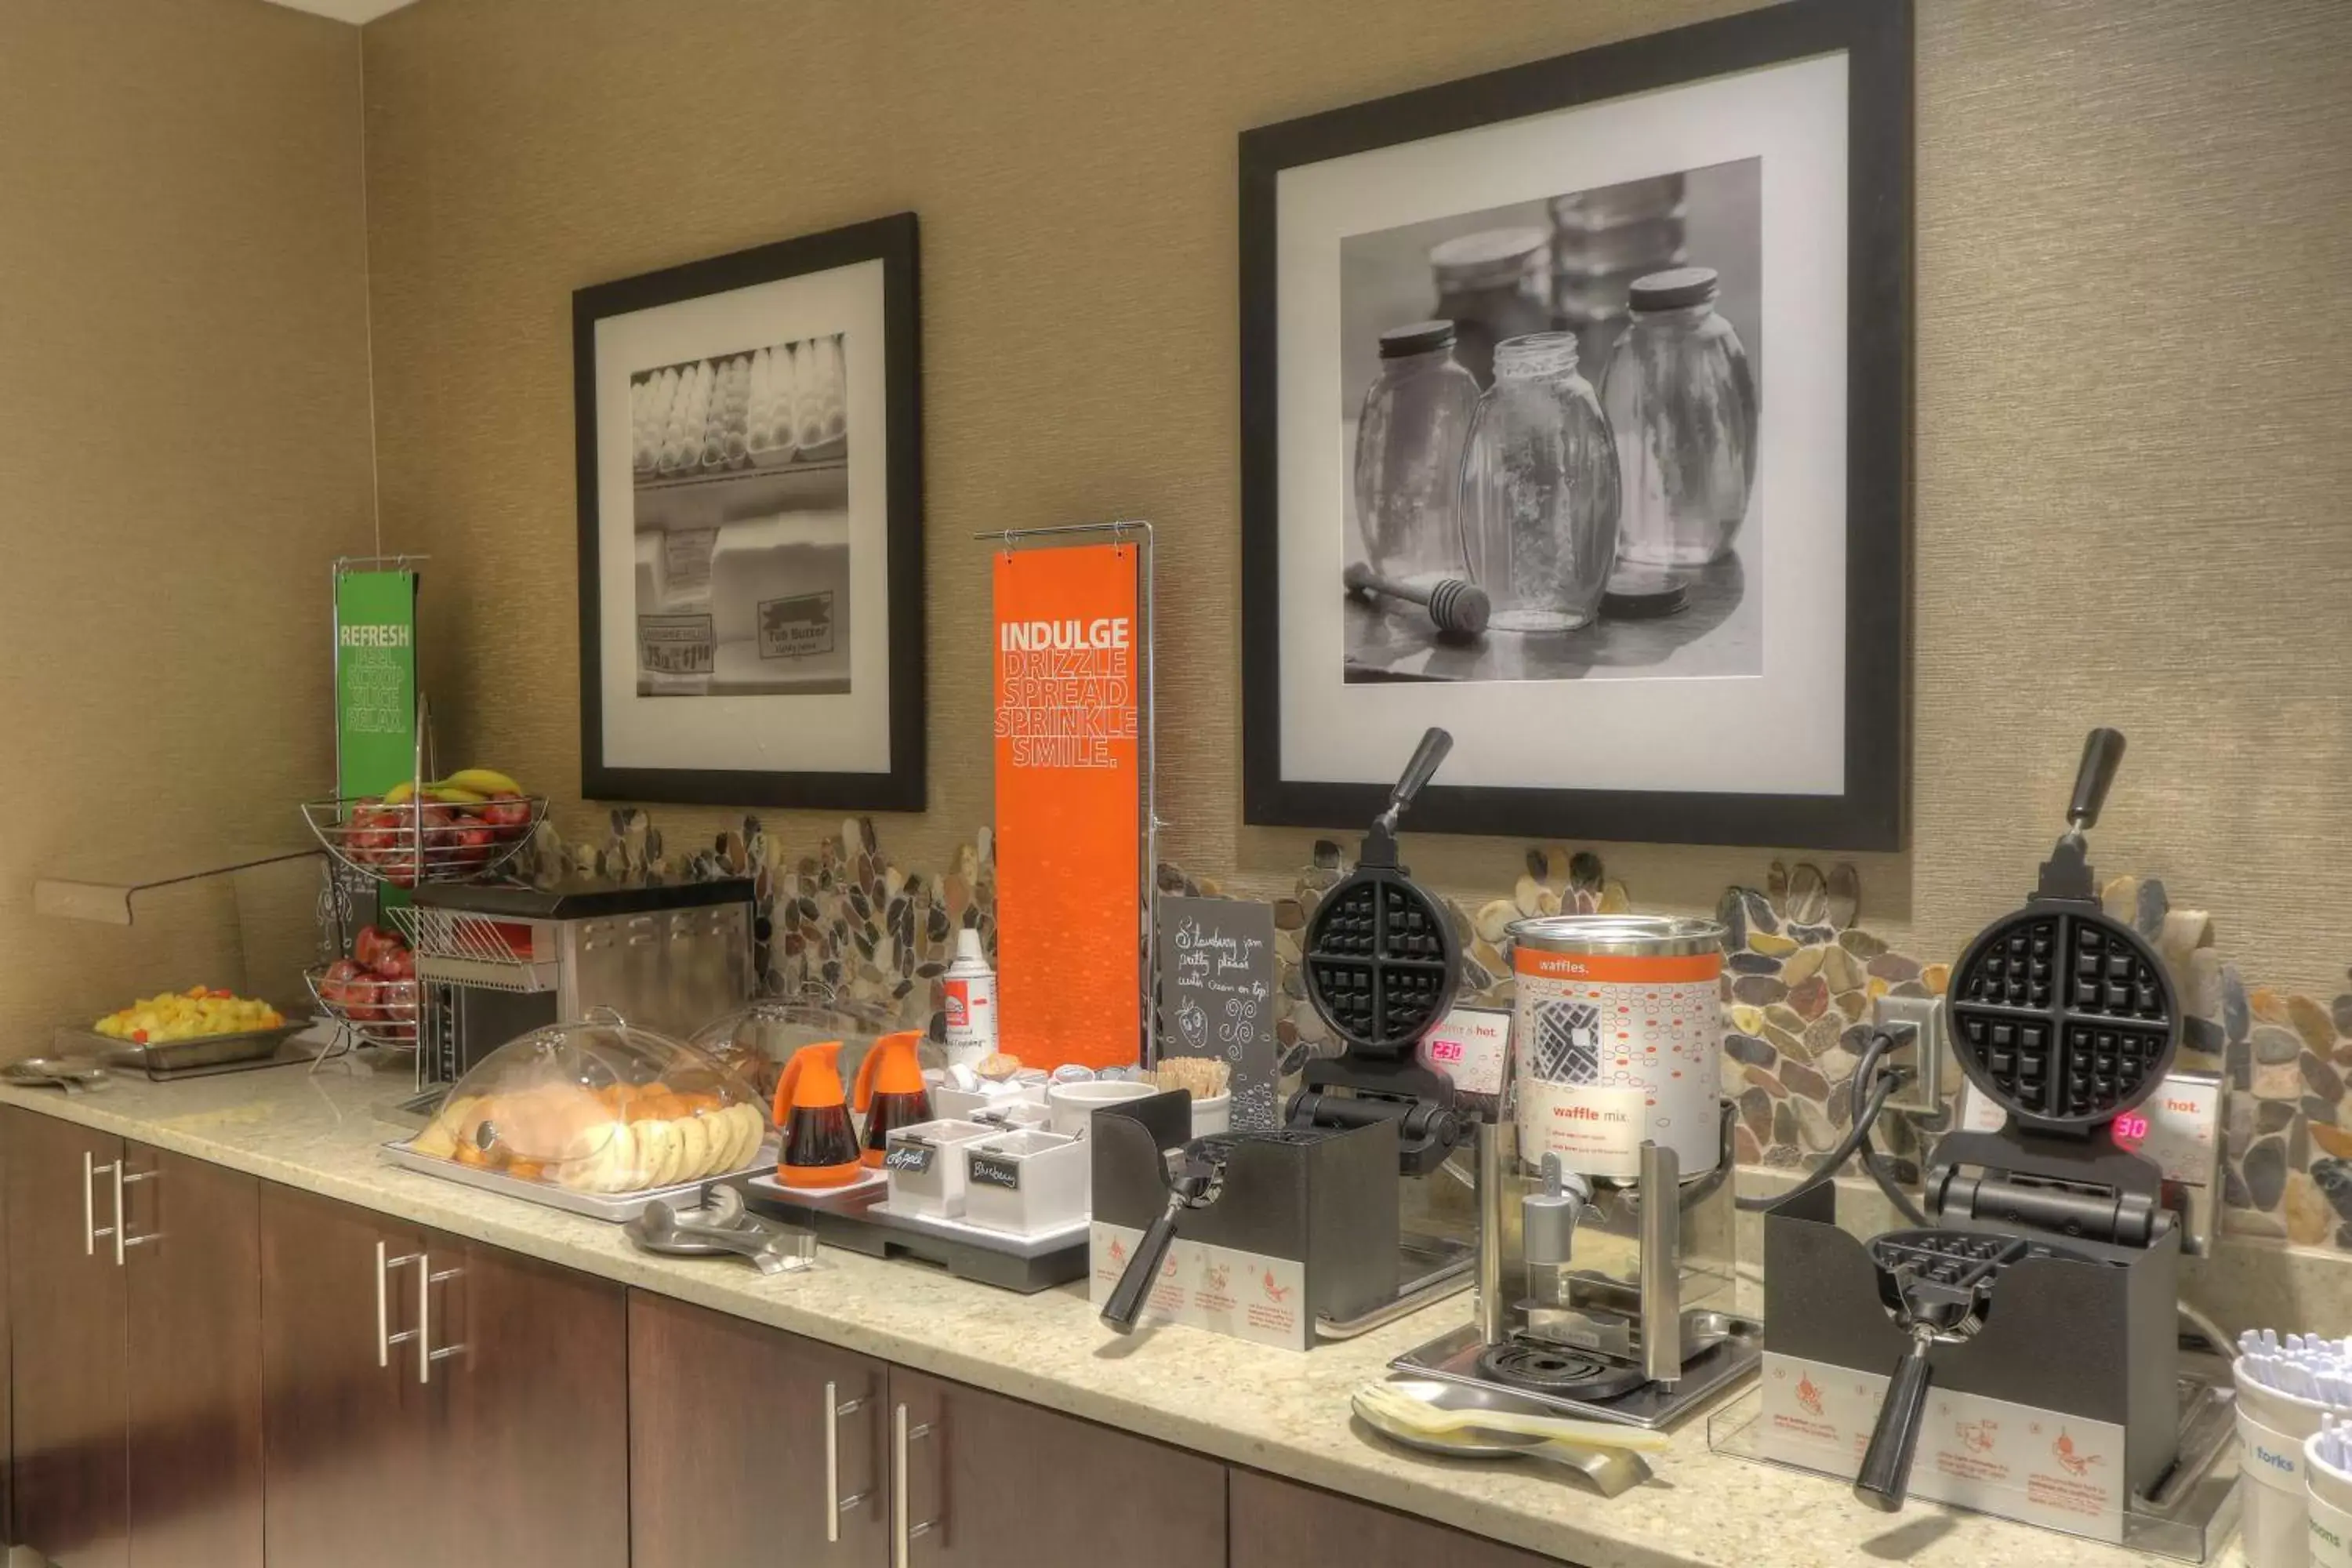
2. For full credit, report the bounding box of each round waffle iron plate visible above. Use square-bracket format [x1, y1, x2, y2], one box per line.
[1301, 873, 1462, 1057]
[1947, 906, 2179, 1131]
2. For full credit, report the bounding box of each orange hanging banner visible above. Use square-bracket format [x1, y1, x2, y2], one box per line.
[991, 543, 1144, 1072]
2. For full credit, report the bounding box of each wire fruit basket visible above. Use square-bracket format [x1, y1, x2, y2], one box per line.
[304, 962, 420, 1050]
[299, 793, 546, 887]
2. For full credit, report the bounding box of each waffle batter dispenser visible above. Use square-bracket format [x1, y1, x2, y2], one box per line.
[1393, 1103, 1762, 1428]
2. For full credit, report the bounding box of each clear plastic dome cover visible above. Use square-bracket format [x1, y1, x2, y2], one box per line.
[688, 988, 916, 1101]
[408, 1007, 768, 1194]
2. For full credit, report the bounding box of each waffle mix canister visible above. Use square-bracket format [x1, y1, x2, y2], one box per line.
[1507, 915, 1727, 1180]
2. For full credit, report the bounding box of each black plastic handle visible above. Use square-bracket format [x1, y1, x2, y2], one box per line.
[1853, 1330, 1937, 1511]
[1388, 728, 1454, 816]
[2067, 728, 2127, 831]
[1100, 1192, 1185, 1334]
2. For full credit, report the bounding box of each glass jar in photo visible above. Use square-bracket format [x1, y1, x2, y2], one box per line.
[1457, 332, 1622, 633]
[1600, 267, 1759, 569]
[1428, 227, 1552, 388]
[1352, 321, 1483, 586]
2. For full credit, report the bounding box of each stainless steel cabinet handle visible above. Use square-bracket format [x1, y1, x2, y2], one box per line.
[422, 1261, 463, 1381]
[117, 1167, 160, 1259]
[892, 1403, 937, 1567]
[85, 1154, 122, 1259]
[376, 1241, 424, 1368]
[825, 1380, 871, 1544]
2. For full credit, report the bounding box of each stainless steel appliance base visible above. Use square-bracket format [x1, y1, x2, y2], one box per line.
[1392, 1316, 1763, 1430]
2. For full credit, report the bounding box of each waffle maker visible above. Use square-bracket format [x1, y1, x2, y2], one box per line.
[1286, 727, 1465, 1177]
[1852, 728, 2184, 1508]
[1762, 729, 2192, 1519]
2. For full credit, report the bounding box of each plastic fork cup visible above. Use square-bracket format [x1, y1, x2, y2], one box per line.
[1045, 1079, 1156, 1138]
[2310, 1432, 2352, 1568]
[2235, 1358, 2339, 1568]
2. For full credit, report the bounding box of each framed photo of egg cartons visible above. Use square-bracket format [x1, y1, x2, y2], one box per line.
[574, 212, 925, 810]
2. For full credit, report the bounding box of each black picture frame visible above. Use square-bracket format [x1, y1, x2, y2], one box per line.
[574, 212, 925, 811]
[1238, 0, 1911, 851]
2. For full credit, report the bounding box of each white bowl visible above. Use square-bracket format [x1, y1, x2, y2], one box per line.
[1045, 1079, 1157, 1138]
[880, 1119, 1000, 1218]
[960, 1130, 1088, 1236]
[1189, 1091, 1232, 1137]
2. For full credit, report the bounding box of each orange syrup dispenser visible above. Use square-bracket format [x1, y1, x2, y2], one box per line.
[771, 1040, 862, 1188]
[852, 1031, 932, 1168]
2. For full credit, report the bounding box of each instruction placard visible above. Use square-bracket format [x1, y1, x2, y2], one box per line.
[1156, 896, 1278, 1131]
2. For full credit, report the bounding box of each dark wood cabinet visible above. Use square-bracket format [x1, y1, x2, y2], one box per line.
[887, 1367, 1227, 1568]
[435, 1229, 627, 1568]
[0, 1107, 1592, 1568]
[121, 1145, 263, 1568]
[4, 1116, 265, 1568]
[629, 1289, 888, 1568]
[260, 1188, 628, 1568]
[259, 1185, 429, 1568]
[6, 1110, 128, 1568]
[1230, 1469, 1570, 1567]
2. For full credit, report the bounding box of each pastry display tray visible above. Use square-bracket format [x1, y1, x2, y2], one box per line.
[735, 1171, 1088, 1293]
[379, 1136, 778, 1223]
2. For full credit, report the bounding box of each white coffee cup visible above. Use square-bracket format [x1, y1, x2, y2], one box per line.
[1045, 1079, 1156, 1138]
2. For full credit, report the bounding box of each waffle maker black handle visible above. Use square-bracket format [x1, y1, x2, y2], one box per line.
[1382, 727, 1453, 826]
[2067, 728, 2126, 832]
[1853, 1327, 1938, 1511]
[1100, 1190, 1185, 1334]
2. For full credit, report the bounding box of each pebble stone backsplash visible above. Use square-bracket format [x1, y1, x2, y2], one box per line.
[524, 813, 2352, 1254]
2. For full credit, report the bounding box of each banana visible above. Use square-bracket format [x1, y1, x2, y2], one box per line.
[437, 767, 524, 797]
[427, 786, 487, 805]
[384, 779, 421, 806]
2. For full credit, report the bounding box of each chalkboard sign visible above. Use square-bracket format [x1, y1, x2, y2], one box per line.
[967, 1153, 1022, 1192]
[1156, 896, 1280, 1131]
[884, 1143, 935, 1174]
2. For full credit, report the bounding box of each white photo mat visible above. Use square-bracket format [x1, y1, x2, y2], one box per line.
[593, 259, 894, 776]
[1275, 52, 1851, 797]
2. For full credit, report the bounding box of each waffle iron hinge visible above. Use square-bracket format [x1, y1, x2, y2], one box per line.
[1287, 1056, 1462, 1177]
[1926, 1127, 2176, 1250]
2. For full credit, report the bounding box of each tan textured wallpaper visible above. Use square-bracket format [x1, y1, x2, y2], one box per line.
[0, 0, 377, 1043]
[361, 0, 2352, 993]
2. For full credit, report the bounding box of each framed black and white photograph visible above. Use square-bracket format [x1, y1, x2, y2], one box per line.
[575, 212, 924, 810]
[1240, 0, 1911, 849]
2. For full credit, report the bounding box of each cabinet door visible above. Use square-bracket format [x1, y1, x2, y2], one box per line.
[887, 1368, 1225, 1568]
[259, 1185, 428, 1568]
[429, 1230, 627, 1568]
[120, 1144, 263, 1568]
[1229, 1469, 1569, 1568]
[629, 1290, 890, 1568]
[5, 1109, 128, 1568]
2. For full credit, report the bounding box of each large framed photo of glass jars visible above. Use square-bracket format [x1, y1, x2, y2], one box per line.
[1239, 0, 1911, 850]
[574, 213, 925, 811]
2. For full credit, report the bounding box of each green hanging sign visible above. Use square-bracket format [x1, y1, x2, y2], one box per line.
[335, 568, 419, 800]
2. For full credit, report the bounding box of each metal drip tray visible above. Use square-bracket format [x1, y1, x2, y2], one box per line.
[1393, 1316, 1763, 1431]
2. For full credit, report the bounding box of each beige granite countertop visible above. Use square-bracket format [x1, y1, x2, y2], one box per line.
[0, 1061, 2259, 1568]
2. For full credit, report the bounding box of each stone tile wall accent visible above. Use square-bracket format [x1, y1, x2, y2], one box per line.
[522, 813, 2352, 1252]
[524, 811, 996, 1042]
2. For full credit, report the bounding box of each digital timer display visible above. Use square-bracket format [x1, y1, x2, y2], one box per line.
[2111, 1112, 2151, 1149]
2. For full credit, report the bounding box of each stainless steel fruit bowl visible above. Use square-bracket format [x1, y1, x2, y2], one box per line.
[299, 794, 546, 887]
